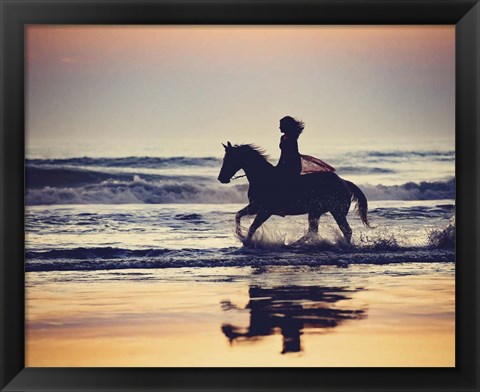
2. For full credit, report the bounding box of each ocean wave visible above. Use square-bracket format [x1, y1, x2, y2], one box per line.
[27, 156, 220, 168]
[27, 151, 454, 169]
[371, 204, 455, 220]
[427, 216, 455, 249]
[24, 245, 454, 272]
[26, 166, 135, 189]
[26, 175, 248, 205]
[336, 166, 396, 174]
[25, 172, 455, 205]
[25, 166, 211, 189]
[361, 150, 454, 159]
[26, 164, 401, 191]
[25, 247, 173, 260]
[362, 179, 455, 201]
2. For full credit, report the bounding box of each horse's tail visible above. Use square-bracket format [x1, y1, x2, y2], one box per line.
[345, 180, 371, 228]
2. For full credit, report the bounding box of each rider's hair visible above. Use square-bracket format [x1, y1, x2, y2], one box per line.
[280, 116, 305, 137]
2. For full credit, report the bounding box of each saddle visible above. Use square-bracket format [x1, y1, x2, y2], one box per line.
[274, 155, 335, 217]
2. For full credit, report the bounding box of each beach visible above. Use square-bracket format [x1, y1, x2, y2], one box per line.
[26, 263, 454, 367]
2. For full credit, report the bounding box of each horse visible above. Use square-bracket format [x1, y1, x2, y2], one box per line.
[217, 142, 370, 244]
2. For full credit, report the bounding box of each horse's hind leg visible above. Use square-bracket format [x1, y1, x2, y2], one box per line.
[308, 213, 320, 235]
[294, 212, 321, 244]
[332, 212, 352, 245]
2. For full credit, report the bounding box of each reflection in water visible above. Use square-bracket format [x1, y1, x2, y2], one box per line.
[221, 285, 367, 354]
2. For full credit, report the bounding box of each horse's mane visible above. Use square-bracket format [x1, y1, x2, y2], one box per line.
[235, 144, 271, 162]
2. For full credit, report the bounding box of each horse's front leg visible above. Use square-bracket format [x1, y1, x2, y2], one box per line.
[235, 204, 254, 237]
[246, 210, 272, 241]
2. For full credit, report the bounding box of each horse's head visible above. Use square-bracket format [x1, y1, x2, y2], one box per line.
[218, 142, 243, 184]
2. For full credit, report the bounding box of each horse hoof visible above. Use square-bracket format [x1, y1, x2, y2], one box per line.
[236, 233, 248, 243]
[293, 233, 319, 246]
[241, 236, 254, 247]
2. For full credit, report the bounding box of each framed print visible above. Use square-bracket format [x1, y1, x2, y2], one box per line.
[1, 0, 479, 391]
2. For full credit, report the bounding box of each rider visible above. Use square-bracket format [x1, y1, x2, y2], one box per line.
[275, 116, 304, 214]
[277, 115, 304, 178]
[277, 116, 304, 177]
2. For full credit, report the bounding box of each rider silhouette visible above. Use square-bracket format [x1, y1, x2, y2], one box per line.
[275, 116, 304, 214]
[276, 116, 304, 179]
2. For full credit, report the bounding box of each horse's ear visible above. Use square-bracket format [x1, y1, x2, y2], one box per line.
[227, 141, 232, 148]
[222, 143, 227, 150]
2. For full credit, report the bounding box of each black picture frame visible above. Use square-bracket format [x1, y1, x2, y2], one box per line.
[1, 1, 479, 391]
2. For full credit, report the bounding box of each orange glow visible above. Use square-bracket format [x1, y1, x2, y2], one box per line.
[26, 267, 454, 367]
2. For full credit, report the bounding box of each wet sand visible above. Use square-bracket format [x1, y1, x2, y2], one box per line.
[26, 263, 454, 367]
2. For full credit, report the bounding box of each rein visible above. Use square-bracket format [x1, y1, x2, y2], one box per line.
[231, 174, 246, 181]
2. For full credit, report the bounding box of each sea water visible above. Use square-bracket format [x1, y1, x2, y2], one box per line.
[25, 146, 455, 272]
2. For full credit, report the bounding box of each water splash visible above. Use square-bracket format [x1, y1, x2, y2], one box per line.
[428, 215, 455, 249]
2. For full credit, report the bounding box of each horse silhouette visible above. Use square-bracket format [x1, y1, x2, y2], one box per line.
[218, 142, 370, 243]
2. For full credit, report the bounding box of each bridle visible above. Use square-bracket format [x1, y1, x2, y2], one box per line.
[231, 173, 246, 181]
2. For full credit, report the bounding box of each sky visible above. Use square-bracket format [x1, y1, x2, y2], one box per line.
[26, 26, 455, 158]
